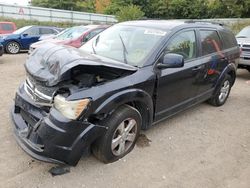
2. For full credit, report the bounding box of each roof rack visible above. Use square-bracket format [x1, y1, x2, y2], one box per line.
[185, 20, 224, 26]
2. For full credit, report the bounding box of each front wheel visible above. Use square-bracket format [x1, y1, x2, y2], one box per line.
[208, 74, 232, 106]
[92, 105, 141, 163]
[6, 41, 20, 54]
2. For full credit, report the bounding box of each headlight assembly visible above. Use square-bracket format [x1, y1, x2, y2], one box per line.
[54, 95, 90, 120]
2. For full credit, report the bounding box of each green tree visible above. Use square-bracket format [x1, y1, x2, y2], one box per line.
[104, 0, 132, 15]
[116, 5, 145, 22]
[31, 0, 95, 12]
[167, 0, 208, 19]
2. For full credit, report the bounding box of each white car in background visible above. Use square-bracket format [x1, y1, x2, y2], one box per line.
[236, 26, 250, 72]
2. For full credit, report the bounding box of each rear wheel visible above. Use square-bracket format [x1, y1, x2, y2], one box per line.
[208, 74, 232, 106]
[6, 41, 20, 54]
[92, 105, 141, 163]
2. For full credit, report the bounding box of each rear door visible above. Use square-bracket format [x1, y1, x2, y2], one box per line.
[195, 29, 227, 96]
[154, 29, 205, 121]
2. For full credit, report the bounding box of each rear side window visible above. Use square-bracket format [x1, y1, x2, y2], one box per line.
[23, 27, 39, 36]
[200, 30, 222, 56]
[40, 28, 56, 35]
[165, 30, 197, 60]
[1, 23, 14, 31]
[220, 30, 237, 49]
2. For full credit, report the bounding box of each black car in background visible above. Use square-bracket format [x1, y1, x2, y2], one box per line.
[11, 20, 240, 166]
[0, 44, 4, 56]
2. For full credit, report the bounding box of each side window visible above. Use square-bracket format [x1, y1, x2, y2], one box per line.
[23, 27, 39, 36]
[84, 29, 104, 42]
[200, 30, 222, 56]
[2, 23, 14, 31]
[40, 28, 56, 35]
[165, 30, 197, 60]
[220, 30, 237, 49]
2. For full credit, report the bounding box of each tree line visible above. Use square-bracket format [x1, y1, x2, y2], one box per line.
[31, 0, 250, 22]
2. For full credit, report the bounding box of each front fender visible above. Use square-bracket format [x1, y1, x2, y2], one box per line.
[94, 89, 154, 129]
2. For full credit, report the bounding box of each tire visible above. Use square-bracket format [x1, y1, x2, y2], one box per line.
[6, 41, 20, 54]
[208, 74, 232, 106]
[92, 105, 142, 163]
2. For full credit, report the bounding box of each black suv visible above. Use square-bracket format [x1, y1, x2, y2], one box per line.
[11, 20, 240, 166]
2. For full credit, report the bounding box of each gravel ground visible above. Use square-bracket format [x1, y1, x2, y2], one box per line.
[0, 54, 249, 188]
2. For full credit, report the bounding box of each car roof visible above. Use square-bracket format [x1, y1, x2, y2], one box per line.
[119, 20, 224, 31]
[30, 25, 58, 29]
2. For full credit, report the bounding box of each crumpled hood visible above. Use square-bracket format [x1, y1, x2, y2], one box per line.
[25, 43, 137, 86]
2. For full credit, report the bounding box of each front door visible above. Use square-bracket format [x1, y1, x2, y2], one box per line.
[21, 27, 40, 49]
[155, 29, 203, 122]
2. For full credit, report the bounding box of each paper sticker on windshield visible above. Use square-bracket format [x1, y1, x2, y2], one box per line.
[144, 29, 167, 36]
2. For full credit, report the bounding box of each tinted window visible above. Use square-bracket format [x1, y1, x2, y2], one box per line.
[23, 27, 39, 36]
[40, 28, 56, 35]
[200, 30, 222, 56]
[220, 30, 237, 49]
[165, 30, 197, 60]
[1, 23, 14, 31]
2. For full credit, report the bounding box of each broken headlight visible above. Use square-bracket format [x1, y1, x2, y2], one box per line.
[54, 95, 90, 120]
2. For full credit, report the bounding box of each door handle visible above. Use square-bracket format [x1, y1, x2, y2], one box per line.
[192, 66, 202, 71]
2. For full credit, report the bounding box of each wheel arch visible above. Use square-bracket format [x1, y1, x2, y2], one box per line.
[5, 40, 22, 52]
[214, 63, 236, 94]
[93, 89, 154, 130]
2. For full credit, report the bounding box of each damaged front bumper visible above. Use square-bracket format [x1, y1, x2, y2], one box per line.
[11, 84, 106, 166]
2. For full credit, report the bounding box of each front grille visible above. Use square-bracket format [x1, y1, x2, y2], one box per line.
[242, 48, 250, 52]
[24, 77, 55, 106]
[243, 44, 250, 48]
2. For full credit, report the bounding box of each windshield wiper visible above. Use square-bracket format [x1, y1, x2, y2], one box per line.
[119, 34, 128, 64]
[91, 39, 96, 54]
[91, 35, 100, 54]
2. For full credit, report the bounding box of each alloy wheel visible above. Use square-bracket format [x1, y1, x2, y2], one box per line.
[111, 118, 137, 156]
[219, 80, 230, 103]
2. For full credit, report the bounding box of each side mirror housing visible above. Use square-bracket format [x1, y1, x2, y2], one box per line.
[22, 33, 28, 37]
[157, 53, 184, 69]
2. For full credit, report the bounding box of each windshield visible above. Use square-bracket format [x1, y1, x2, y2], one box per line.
[80, 25, 167, 67]
[236, 27, 250, 38]
[55, 26, 88, 40]
[13, 26, 32, 34]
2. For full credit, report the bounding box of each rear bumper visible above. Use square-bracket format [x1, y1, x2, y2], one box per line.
[11, 84, 106, 166]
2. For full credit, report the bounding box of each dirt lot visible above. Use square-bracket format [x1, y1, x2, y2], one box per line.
[0, 54, 249, 188]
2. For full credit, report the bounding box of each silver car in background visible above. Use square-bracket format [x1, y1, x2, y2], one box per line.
[237, 26, 250, 72]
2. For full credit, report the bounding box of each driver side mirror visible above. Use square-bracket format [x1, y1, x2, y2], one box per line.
[157, 53, 184, 69]
[22, 33, 28, 37]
